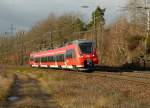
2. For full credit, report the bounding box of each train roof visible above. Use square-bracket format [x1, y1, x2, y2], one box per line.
[68, 39, 93, 45]
[30, 40, 93, 57]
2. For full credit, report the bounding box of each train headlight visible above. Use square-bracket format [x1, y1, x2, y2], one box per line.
[80, 55, 84, 58]
[80, 53, 83, 58]
[92, 54, 95, 57]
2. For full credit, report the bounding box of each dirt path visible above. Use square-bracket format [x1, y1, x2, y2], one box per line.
[3, 74, 59, 108]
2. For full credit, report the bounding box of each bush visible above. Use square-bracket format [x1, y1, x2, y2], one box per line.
[127, 35, 143, 51]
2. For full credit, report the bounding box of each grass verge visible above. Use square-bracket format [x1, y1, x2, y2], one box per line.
[36, 71, 149, 108]
[0, 69, 15, 102]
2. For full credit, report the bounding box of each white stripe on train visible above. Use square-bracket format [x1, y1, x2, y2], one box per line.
[32, 64, 39, 67]
[40, 65, 48, 68]
[32, 64, 84, 69]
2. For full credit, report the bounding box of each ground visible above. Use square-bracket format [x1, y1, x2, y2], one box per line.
[0, 66, 150, 108]
[0, 66, 58, 108]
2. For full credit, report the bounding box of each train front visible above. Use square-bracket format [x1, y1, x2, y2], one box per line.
[77, 40, 98, 70]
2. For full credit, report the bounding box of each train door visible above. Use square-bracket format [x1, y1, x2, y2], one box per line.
[64, 53, 67, 68]
[65, 49, 76, 69]
[54, 55, 58, 68]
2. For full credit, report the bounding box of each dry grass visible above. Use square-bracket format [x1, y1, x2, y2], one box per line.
[0, 68, 14, 102]
[7, 74, 58, 108]
[36, 71, 150, 108]
[0, 66, 57, 108]
[2, 66, 150, 108]
[0, 77, 13, 101]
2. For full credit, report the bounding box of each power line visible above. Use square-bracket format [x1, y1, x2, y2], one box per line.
[0, 16, 93, 56]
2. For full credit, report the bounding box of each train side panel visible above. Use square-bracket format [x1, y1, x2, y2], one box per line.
[29, 40, 99, 71]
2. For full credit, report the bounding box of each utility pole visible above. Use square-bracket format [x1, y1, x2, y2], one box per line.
[146, 9, 150, 54]
[145, 0, 150, 56]
[49, 32, 53, 49]
[20, 31, 24, 65]
[80, 6, 97, 46]
[10, 24, 15, 36]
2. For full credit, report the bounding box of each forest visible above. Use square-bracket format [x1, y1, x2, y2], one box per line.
[0, 0, 149, 67]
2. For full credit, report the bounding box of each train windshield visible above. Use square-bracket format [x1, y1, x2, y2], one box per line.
[79, 42, 93, 54]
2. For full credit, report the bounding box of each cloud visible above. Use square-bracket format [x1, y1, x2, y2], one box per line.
[0, 0, 127, 32]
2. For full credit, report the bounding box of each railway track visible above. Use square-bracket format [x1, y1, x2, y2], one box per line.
[94, 71, 150, 80]
[44, 68, 150, 86]
[87, 73, 150, 86]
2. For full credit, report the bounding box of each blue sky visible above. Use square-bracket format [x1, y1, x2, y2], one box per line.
[0, 0, 127, 33]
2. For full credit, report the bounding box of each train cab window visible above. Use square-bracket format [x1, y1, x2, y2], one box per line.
[66, 49, 75, 59]
[79, 42, 93, 54]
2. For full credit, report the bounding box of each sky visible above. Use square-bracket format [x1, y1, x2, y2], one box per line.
[0, 0, 128, 33]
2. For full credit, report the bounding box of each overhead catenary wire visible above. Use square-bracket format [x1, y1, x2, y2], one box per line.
[0, 19, 88, 55]
[0, 10, 106, 58]
[1, 7, 105, 53]
[1, 22, 104, 56]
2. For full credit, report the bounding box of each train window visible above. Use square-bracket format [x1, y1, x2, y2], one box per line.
[66, 49, 75, 59]
[53, 56, 56, 62]
[61, 54, 65, 61]
[35, 58, 37, 62]
[48, 56, 56, 62]
[56, 55, 59, 62]
[56, 55, 58, 61]
[45, 57, 47, 62]
[41, 57, 43, 62]
[60, 54, 65, 62]
[79, 42, 93, 54]
[48, 56, 52, 62]
[56, 54, 64, 62]
[52, 56, 55, 62]
[41, 58, 43, 62]
[35, 58, 40, 63]
[30, 57, 34, 61]
[38, 58, 41, 62]
[41, 57, 48, 62]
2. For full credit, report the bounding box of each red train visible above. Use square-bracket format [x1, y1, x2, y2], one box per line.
[29, 40, 99, 71]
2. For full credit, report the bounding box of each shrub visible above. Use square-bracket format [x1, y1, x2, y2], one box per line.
[127, 35, 143, 51]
